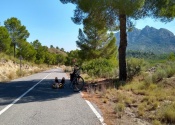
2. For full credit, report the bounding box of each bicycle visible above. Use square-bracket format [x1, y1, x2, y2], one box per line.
[70, 67, 85, 92]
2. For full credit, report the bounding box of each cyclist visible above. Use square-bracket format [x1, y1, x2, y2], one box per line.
[52, 77, 65, 89]
[70, 65, 79, 82]
[69, 64, 85, 92]
[52, 77, 59, 88]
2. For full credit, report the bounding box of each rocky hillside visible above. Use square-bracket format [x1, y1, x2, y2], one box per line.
[115, 26, 175, 54]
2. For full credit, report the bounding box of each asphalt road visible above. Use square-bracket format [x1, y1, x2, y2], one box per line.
[0, 68, 104, 125]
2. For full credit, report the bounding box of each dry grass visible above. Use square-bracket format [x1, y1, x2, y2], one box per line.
[152, 120, 162, 125]
[80, 60, 175, 124]
[7, 71, 16, 80]
[0, 58, 50, 82]
[82, 72, 175, 125]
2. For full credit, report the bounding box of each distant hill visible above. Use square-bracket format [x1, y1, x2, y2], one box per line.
[115, 26, 175, 54]
[48, 48, 67, 56]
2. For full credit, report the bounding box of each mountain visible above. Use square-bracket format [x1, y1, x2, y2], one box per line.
[115, 26, 175, 54]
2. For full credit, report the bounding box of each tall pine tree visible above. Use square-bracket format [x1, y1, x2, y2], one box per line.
[76, 26, 117, 63]
[60, 0, 175, 81]
[4, 17, 29, 58]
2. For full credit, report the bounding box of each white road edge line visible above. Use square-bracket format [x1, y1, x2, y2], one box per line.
[85, 100, 106, 125]
[0, 73, 51, 116]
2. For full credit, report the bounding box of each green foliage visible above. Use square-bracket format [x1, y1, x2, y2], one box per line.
[56, 54, 66, 65]
[60, 0, 175, 81]
[31, 40, 46, 64]
[75, 26, 117, 79]
[138, 103, 146, 116]
[56, 46, 59, 50]
[60, 48, 64, 52]
[152, 120, 162, 125]
[0, 17, 67, 66]
[50, 45, 54, 48]
[157, 103, 175, 123]
[152, 69, 167, 83]
[4, 17, 29, 40]
[143, 61, 175, 84]
[44, 52, 55, 65]
[127, 58, 143, 80]
[65, 49, 81, 66]
[31, 39, 42, 50]
[4, 17, 30, 57]
[77, 28, 117, 61]
[165, 65, 175, 78]
[144, 74, 153, 86]
[17, 40, 36, 62]
[126, 50, 168, 61]
[114, 102, 125, 113]
[82, 58, 115, 78]
[168, 52, 175, 61]
[0, 26, 11, 53]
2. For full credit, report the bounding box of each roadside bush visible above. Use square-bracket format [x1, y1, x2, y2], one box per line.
[138, 102, 146, 116]
[152, 120, 162, 125]
[0, 53, 10, 61]
[16, 69, 27, 77]
[114, 102, 125, 117]
[144, 74, 153, 86]
[127, 58, 144, 80]
[165, 65, 175, 78]
[82, 58, 115, 78]
[157, 103, 175, 123]
[152, 69, 167, 83]
[168, 52, 175, 61]
[7, 71, 16, 80]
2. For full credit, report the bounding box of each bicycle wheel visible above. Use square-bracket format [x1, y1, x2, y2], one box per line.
[73, 76, 84, 92]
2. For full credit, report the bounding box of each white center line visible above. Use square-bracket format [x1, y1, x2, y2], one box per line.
[0, 73, 51, 116]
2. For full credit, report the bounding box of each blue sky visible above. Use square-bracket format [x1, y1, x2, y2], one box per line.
[0, 0, 175, 52]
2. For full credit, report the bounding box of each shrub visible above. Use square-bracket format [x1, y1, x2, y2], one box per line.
[157, 103, 175, 123]
[138, 103, 146, 116]
[168, 52, 175, 61]
[7, 72, 16, 80]
[123, 81, 145, 92]
[152, 69, 167, 83]
[16, 69, 27, 77]
[165, 66, 175, 78]
[82, 58, 115, 78]
[127, 58, 144, 80]
[114, 102, 125, 117]
[115, 102, 125, 112]
[152, 120, 162, 125]
[152, 101, 159, 110]
[144, 74, 153, 86]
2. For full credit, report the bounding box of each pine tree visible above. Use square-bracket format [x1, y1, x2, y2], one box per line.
[76, 26, 117, 62]
[60, 0, 175, 81]
[0, 26, 11, 53]
[4, 17, 29, 58]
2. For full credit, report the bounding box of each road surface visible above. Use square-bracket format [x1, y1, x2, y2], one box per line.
[0, 68, 104, 125]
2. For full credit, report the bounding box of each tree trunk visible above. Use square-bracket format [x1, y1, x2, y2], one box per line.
[119, 14, 127, 81]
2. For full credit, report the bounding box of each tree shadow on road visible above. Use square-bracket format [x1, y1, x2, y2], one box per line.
[0, 78, 77, 106]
